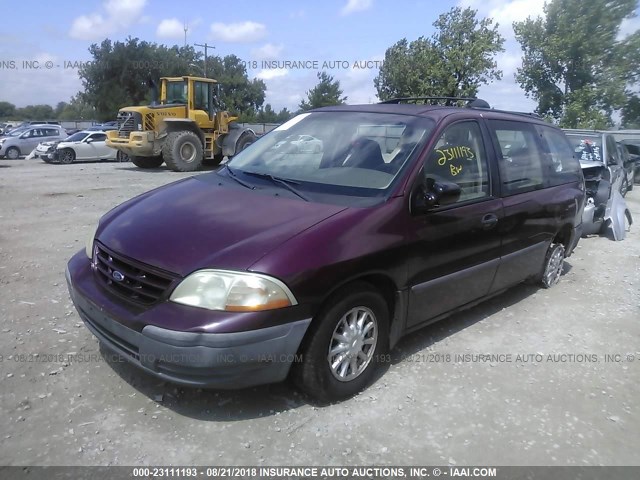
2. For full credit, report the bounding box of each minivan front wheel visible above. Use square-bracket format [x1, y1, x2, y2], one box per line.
[540, 243, 565, 288]
[293, 284, 389, 402]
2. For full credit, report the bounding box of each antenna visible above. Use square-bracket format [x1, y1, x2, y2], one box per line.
[183, 22, 188, 46]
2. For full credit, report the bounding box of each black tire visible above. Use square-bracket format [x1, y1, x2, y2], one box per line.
[5, 147, 20, 160]
[130, 155, 163, 168]
[231, 132, 256, 158]
[203, 154, 225, 167]
[59, 149, 75, 164]
[292, 282, 389, 402]
[163, 131, 203, 172]
[538, 243, 565, 289]
[116, 150, 130, 163]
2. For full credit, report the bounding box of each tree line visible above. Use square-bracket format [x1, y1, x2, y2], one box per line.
[375, 1, 640, 128]
[1, 0, 638, 128]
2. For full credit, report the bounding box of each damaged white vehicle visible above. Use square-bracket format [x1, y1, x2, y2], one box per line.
[564, 130, 633, 240]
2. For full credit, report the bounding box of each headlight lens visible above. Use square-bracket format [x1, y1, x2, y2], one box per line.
[170, 270, 297, 312]
[85, 221, 99, 258]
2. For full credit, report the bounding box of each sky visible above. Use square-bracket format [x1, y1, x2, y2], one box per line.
[0, 0, 639, 116]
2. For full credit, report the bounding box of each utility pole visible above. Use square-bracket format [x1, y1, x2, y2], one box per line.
[194, 43, 214, 78]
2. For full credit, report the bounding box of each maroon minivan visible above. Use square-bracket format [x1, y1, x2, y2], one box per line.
[66, 101, 585, 401]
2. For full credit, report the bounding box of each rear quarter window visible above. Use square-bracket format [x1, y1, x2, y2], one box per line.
[488, 119, 545, 196]
[535, 125, 583, 186]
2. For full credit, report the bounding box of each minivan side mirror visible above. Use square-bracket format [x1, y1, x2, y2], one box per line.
[413, 177, 461, 213]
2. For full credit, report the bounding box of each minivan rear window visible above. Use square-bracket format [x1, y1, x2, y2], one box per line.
[489, 120, 545, 196]
[536, 125, 583, 186]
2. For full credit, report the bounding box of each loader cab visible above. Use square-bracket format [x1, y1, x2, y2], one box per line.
[160, 76, 217, 120]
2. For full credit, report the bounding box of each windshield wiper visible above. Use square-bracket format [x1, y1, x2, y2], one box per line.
[225, 165, 255, 189]
[242, 171, 310, 201]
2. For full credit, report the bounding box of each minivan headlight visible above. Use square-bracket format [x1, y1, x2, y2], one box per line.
[85, 221, 99, 258]
[170, 270, 297, 312]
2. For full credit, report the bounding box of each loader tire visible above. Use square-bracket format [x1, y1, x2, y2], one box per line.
[131, 155, 163, 168]
[163, 131, 204, 172]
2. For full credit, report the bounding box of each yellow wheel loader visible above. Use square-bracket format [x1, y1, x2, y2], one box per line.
[105, 76, 257, 172]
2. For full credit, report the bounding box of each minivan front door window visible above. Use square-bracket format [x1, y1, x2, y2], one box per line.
[425, 121, 490, 203]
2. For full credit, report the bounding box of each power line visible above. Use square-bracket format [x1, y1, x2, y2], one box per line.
[194, 43, 215, 78]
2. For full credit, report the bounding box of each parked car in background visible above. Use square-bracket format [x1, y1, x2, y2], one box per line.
[620, 140, 640, 184]
[67, 100, 585, 401]
[0, 125, 66, 159]
[33, 140, 62, 162]
[52, 130, 128, 164]
[563, 130, 631, 239]
[29, 120, 60, 125]
[274, 134, 324, 153]
[85, 125, 117, 132]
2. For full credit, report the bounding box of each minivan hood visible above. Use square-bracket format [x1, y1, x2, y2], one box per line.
[96, 175, 347, 276]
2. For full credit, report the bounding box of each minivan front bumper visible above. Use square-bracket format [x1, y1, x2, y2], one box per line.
[65, 258, 311, 389]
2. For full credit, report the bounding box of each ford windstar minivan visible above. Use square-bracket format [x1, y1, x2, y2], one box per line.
[67, 100, 585, 401]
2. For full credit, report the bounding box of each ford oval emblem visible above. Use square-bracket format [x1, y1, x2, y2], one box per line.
[112, 271, 125, 282]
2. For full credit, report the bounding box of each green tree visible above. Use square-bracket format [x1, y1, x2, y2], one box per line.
[514, 0, 636, 127]
[15, 104, 55, 120]
[299, 72, 347, 111]
[0, 101, 16, 119]
[78, 38, 265, 122]
[374, 7, 504, 100]
[276, 107, 293, 123]
[59, 95, 96, 120]
[54, 101, 68, 118]
[622, 95, 640, 128]
[79, 37, 200, 120]
[255, 103, 278, 123]
[205, 54, 266, 121]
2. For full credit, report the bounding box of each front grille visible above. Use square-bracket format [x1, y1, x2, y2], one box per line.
[144, 113, 155, 131]
[116, 111, 140, 138]
[93, 242, 178, 305]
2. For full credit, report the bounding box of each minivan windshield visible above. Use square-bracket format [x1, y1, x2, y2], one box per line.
[226, 111, 433, 197]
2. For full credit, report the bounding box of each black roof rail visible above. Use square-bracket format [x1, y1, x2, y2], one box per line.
[379, 97, 547, 119]
[380, 96, 489, 107]
[486, 109, 543, 119]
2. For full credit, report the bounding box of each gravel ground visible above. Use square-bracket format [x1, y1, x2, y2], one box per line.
[0, 159, 638, 466]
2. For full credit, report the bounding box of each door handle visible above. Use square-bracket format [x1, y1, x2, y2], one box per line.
[481, 213, 499, 229]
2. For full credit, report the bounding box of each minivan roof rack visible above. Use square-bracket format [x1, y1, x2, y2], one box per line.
[380, 96, 490, 108]
[486, 109, 543, 119]
[378, 97, 548, 119]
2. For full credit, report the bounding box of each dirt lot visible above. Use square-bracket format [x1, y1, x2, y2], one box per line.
[0, 158, 638, 467]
